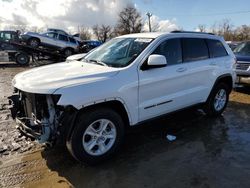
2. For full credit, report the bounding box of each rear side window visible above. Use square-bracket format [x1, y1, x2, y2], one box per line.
[46, 32, 58, 39]
[207, 39, 228, 58]
[182, 38, 209, 62]
[58, 34, 69, 42]
[152, 38, 182, 65]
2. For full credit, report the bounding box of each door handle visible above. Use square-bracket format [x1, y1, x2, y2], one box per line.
[176, 67, 187, 72]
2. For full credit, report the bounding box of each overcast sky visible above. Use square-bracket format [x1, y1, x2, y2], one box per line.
[0, 0, 250, 33]
[0, 0, 179, 33]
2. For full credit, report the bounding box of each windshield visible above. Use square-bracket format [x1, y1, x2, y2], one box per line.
[234, 42, 250, 56]
[83, 37, 153, 67]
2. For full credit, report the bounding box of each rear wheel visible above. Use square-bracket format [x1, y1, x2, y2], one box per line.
[28, 38, 40, 48]
[15, 52, 30, 66]
[204, 82, 230, 116]
[68, 108, 125, 164]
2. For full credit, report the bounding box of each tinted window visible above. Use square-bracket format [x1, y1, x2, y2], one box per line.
[182, 38, 209, 62]
[207, 39, 228, 58]
[69, 37, 76, 44]
[0, 32, 12, 40]
[152, 38, 182, 65]
[58, 34, 68, 42]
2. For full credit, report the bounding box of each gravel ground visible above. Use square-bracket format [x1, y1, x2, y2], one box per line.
[0, 64, 41, 158]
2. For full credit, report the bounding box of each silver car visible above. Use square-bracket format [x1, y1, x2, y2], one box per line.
[21, 31, 79, 56]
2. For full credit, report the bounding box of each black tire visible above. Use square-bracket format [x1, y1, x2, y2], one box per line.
[28, 38, 40, 48]
[204, 82, 230, 117]
[15, 52, 30, 66]
[63, 48, 73, 57]
[68, 108, 125, 165]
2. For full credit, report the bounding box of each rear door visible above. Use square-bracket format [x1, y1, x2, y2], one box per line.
[43, 32, 58, 48]
[180, 38, 214, 103]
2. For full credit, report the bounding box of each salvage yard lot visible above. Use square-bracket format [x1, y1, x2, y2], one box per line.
[0, 63, 250, 188]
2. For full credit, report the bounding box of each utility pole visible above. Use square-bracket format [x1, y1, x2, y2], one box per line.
[146, 12, 152, 32]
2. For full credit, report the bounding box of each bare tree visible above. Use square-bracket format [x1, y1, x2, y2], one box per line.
[235, 25, 250, 41]
[78, 26, 92, 40]
[197, 24, 206, 32]
[114, 5, 142, 35]
[218, 19, 234, 41]
[93, 24, 112, 42]
[8, 25, 27, 33]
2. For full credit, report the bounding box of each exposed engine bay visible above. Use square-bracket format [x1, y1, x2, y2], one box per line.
[10, 90, 76, 144]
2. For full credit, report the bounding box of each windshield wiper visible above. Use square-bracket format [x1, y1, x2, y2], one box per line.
[89, 59, 108, 66]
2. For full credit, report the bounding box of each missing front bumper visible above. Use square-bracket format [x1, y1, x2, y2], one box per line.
[16, 117, 42, 139]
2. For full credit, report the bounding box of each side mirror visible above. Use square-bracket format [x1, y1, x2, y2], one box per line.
[141, 54, 167, 70]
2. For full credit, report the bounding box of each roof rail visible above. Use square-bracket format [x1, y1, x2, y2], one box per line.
[171, 30, 215, 35]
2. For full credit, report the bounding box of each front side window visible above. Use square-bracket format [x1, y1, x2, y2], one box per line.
[207, 39, 228, 58]
[83, 38, 152, 68]
[58, 34, 69, 42]
[69, 37, 76, 44]
[0, 32, 11, 40]
[152, 38, 182, 65]
[46, 32, 58, 39]
[182, 38, 209, 62]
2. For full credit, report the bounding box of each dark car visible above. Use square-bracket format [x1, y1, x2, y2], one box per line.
[0, 30, 30, 65]
[0, 30, 21, 50]
[80, 40, 102, 53]
[233, 41, 250, 84]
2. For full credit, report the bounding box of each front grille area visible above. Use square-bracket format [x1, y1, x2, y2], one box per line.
[236, 63, 250, 71]
[19, 91, 49, 121]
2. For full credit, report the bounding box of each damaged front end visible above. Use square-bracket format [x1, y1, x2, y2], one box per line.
[9, 90, 77, 144]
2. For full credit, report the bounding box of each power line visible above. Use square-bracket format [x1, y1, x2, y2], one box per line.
[164, 10, 250, 17]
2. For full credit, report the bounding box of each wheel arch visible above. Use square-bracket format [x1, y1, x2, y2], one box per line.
[28, 37, 41, 42]
[207, 73, 233, 102]
[77, 99, 131, 127]
[62, 47, 74, 52]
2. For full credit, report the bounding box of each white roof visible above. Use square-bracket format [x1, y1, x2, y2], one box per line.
[117, 32, 166, 39]
[117, 31, 221, 40]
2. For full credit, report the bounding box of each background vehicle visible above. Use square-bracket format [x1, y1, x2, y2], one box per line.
[21, 31, 79, 57]
[0, 30, 30, 65]
[47, 28, 81, 43]
[226, 41, 241, 50]
[233, 41, 250, 85]
[47, 28, 69, 36]
[11, 31, 235, 164]
[80, 40, 102, 53]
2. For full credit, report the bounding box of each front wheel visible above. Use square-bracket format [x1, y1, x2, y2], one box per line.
[68, 108, 125, 164]
[204, 83, 230, 117]
[28, 38, 40, 48]
[15, 52, 30, 66]
[63, 48, 73, 57]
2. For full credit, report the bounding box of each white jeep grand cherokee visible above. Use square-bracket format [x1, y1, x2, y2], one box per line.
[11, 31, 236, 164]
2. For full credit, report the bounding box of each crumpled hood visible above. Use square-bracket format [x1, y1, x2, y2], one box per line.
[13, 61, 119, 94]
[66, 53, 86, 62]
